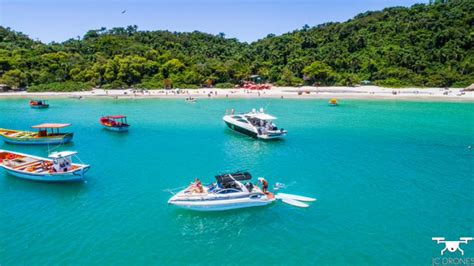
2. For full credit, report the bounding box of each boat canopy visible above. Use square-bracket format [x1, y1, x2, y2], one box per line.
[215, 172, 252, 184]
[32, 123, 71, 129]
[246, 113, 277, 120]
[48, 151, 77, 159]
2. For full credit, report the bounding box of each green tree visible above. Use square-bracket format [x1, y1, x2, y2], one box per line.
[0, 0, 472, 91]
[279, 67, 303, 86]
[162, 59, 185, 77]
[1, 69, 27, 87]
[302, 61, 336, 85]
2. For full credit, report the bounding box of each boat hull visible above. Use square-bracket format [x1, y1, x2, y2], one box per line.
[257, 131, 287, 140]
[224, 121, 258, 138]
[30, 105, 49, 109]
[102, 125, 130, 132]
[1, 134, 73, 145]
[169, 196, 275, 211]
[224, 121, 286, 140]
[0, 149, 90, 182]
[4, 166, 89, 182]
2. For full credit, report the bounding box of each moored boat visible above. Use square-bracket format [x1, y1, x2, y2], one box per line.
[29, 99, 49, 109]
[329, 98, 338, 106]
[0, 123, 73, 145]
[223, 108, 287, 140]
[168, 171, 275, 211]
[185, 97, 196, 103]
[0, 150, 90, 182]
[99, 115, 130, 132]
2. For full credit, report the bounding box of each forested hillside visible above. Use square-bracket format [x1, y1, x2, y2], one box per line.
[0, 0, 472, 91]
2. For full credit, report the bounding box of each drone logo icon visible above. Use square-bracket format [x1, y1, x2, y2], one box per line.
[432, 237, 473, 256]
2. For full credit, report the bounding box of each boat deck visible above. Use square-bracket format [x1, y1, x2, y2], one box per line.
[176, 184, 266, 199]
[0, 130, 70, 139]
[2, 156, 50, 174]
[0, 152, 79, 175]
[0, 130, 37, 138]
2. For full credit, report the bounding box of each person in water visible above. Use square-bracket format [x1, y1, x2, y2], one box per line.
[258, 177, 269, 193]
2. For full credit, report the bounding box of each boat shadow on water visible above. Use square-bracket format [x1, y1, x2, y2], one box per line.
[101, 128, 130, 141]
[171, 206, 278, 236]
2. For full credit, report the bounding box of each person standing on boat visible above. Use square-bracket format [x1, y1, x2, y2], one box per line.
[258, 177, 269, 193]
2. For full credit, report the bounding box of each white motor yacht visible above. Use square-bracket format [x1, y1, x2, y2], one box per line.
[168, 171, 275, 211]
[223, 108, 287, 140]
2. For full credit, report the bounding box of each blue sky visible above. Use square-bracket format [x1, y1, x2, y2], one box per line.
[1, 0, 425, 43]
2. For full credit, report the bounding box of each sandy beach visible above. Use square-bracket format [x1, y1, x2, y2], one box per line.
[1, 86, 473, 102]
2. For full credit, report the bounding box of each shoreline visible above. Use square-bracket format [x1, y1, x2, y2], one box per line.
[1, 86, 473, 102]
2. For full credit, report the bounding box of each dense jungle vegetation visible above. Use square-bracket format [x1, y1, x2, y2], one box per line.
[0, 0, 472, 91]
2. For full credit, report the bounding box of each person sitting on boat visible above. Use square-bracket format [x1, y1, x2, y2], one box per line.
[258, 177, 269, 194]
[195, 178, 204, 193]
[193, 178, 204, 193]
[266, 122, 273, 130]
[196, 182, 204, 193]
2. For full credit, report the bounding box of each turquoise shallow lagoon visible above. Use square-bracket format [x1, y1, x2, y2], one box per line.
[0, 98, 473, 265]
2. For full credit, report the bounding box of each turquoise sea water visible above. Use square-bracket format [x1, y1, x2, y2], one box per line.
[0, 98, 473, 265]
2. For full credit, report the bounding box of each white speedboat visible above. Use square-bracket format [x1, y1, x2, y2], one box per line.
[0, 149, 90, 182]
[223, 108, 287, 140]
[168, 171, 275, 211]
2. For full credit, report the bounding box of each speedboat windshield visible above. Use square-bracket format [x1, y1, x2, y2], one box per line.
[215, 171, 252, 183]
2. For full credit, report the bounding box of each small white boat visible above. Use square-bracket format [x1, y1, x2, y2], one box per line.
[223, 108, 287, 140]
[185, 97, 196, 103]
[0, 149, 90, 182]
[168, 171, 275, 211]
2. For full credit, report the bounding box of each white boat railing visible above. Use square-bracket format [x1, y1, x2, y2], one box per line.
[163, 185, 188, 195]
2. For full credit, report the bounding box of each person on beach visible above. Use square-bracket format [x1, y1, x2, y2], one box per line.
[258, 177, 269, 193]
